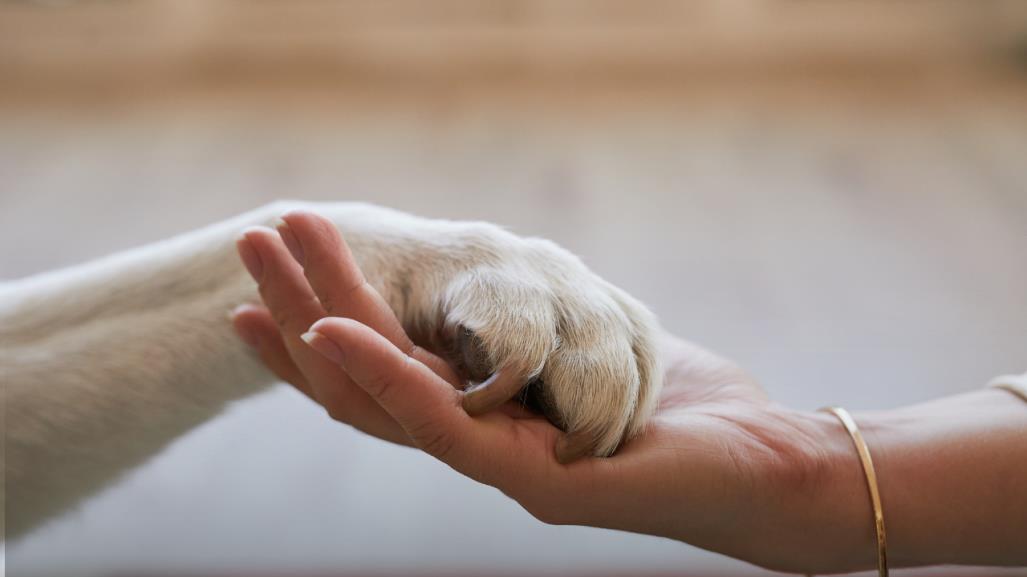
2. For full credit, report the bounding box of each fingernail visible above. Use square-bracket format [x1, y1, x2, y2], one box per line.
[277, 220, 305, 265]
[301, 331, 345, 365]
[236, 233, 263, 281]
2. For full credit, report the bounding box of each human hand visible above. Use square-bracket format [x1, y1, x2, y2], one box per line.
[232, 210, 873, 573]
[232, 206, 662, 460]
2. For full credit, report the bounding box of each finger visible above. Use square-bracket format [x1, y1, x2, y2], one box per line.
[304, 317, 586, 512]
[238, 228, 343, 397]
[231, 303, 314, 399]
[238, 229, 401, 433]
[238, 227, 325, 337]
[303, 317, 480, 463]
[277, 211, 412, 348]
[277, 211, 461, 387]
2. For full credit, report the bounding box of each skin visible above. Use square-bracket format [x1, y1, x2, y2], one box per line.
[232, 210, 1027, 574]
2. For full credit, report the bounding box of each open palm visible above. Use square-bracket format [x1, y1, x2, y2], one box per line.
[233, 210, 841, 573]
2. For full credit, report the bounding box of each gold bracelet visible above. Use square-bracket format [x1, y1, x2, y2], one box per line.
[987, 373, 1027, 404]
[821, 406, 889, 577]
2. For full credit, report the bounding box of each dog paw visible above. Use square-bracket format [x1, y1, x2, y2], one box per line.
[296, 202, 663, 462]
[411, 227, 663, 462]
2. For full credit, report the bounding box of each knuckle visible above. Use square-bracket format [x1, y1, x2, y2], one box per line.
[318, 280, 366, 318]
[408, 420, 456, 460]
[324, 403, 351, 423]
[270, 306, 293, 329]
[361, 368, 394, 401]
[321, 299, 338, 316]
[271, 295, 321, 330]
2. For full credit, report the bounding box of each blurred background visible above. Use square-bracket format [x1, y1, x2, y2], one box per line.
[2, 1, 1026, 575]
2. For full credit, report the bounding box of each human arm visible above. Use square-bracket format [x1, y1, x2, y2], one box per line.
[233, 211, 1027, 574]
[816, 387, 1027, 569]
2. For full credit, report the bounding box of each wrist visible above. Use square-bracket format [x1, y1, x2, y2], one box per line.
[780, 389, 1027, 572]
[714, 405, 879, 574]
[764, 407, 880, 574]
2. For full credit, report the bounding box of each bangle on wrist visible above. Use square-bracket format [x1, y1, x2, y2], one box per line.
[820, 406, 889, 577]
[987, 373, 1027, 404]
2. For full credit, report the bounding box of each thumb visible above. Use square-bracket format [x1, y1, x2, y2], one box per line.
[302, 317, 473, 462]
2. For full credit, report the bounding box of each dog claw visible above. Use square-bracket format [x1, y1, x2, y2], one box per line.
[461, 368, 527, 416]
[555, 430, 598, 464]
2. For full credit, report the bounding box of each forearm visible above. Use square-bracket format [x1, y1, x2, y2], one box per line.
[805, 387, 1027, 570]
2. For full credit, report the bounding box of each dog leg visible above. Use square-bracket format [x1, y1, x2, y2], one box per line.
[2, 201, 662, 538]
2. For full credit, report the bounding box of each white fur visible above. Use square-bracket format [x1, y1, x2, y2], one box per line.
[1, 201, 662, 538]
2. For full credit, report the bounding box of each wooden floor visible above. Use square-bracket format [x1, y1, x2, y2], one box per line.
[2, 77, 1026, 576]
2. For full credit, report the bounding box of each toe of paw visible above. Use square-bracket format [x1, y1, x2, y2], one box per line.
[542, 343, 642, 456]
